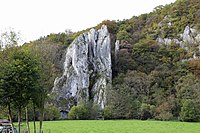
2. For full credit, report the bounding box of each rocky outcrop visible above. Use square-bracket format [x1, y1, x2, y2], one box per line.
[53, 25, 112, 110]
[157, 26, 200, 50]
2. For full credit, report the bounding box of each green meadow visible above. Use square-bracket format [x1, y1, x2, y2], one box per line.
[18, 120, 200, 133]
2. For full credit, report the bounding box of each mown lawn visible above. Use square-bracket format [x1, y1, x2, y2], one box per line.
[19, 120, 200, 133]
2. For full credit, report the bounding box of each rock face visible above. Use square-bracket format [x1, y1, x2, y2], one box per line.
[157, 26, 200, 50]
[53, 25, 112, 110]
[156, 25, 200, 61]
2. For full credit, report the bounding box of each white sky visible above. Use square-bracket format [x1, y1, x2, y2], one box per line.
[0, 0, 176, 43]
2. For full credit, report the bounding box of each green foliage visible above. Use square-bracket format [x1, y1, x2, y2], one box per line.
[96, 20, 118, 34]
[68, 106, 77, 120]
[23, 40, 65, 126]
[46, 31, 74, 47]
[68, 104, 89, 120]
[179, 99, 199, 122]
[139, 103, 155, 120]
[112, 31, 191, 121]
[68, 102, 101, 120]
[132, 39, 160, 73]
[2, 0, 200, 123]
[175, 74, 197, 100]
[107, 84, 141, 119]
[113, 0, 200, 45]
[0, 106, 8, 119]
[115, 50, 136, 74]
[0, 48, 40, 109]
[44, 104, 60, 121]
[124, 71, 151, 96]
[87, 103, 101, 120]
[102, 106, 112, 120]
[0, 28, 21, 49]
[155, 101, 174, 121]
[116, 30, 131, 41]
[175, 74, 200, 122]
[0, 48, 41, 132]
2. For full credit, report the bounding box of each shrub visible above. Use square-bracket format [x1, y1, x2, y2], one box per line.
[103, 106, 112, 120]
[44, 104, 60, 121]
[68, 106, 77, 120]
[76, 104, 89, 120]
[68, 104, 89, 120]
[179, 99, 199, 122]
[155, 102, 173, 121]
[89, 103, 101, 119]
[140, 103, 154, 120]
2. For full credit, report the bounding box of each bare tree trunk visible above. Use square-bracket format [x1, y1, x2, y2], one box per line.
[8, 103, 15, 133]
[39, 105, 44, 133]
[33, 105, 37, 133]
[18, 108, 21, 133]
[26, 107, 30, 133]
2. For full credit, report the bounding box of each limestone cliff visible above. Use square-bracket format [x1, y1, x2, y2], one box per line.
[53, 25, 112, 110]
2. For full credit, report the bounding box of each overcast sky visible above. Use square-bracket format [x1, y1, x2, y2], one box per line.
[0, 0, 176, 43]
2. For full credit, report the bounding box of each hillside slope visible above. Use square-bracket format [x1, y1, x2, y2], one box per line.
[13, 0, 200, 121]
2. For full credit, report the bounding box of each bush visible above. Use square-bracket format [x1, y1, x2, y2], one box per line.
[76, 104, 89, 119]
[155, 102, 173, 121]
[68, 104, 89, 120]
[89, 103, 101, 119]
[179, 99, 199, 122]
[68, 106, 77, 120]
[140, 103, 154, 120]
[103, 106, 112, 120]
[44, 104, 60, 121]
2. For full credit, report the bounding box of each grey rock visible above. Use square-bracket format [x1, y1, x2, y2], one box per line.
[115, 40, 120, 61]
[157, 25, 200, 61]
[195, 34, 200, 42]
[157, 26, 200, 49]
[182, 26, 195, 44]
[53, 25, 112, 109]
[156, 38, 172, 45]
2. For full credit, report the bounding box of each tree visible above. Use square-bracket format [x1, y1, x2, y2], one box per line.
[108, 70, 152, 119]
[0, 50, 15, 131]
[23, 41, 64, 133]
[116, 30, 131, 41]
[124, 71, 151, 97]
[0, 49, 40, 133]
[106, 84, 140, 119]
[189, 58, 200, 78]
[176, 74, 199, 101]
[0, 29, 22, 133]
[0, 28, 21, 50]
[131, 39, 160, 73]
[155, 101, 174, 121]
[179, 99, 199, 122]
[115, 50, 136, 74]
[175, 74, 200, 121]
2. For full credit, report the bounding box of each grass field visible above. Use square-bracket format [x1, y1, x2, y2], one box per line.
[19, 120, 200, 133]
